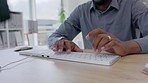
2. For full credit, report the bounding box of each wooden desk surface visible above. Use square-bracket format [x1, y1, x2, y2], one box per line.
[0, 49, 148, 83]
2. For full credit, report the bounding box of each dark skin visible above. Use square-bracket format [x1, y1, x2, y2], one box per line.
[51, 0, 141, 56]
[93, 0, 112, 11]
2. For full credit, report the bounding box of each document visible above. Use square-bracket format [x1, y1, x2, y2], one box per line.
[1, 31, 8, 48]
[0, 22, 5, 29]
[15, 31, 23, 46]
[0, 33, 4, 49]
[9, 31, 16, 47]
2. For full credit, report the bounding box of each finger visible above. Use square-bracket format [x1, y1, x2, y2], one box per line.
[51, 42, 59, 52]
[98, 35, 110, 48]
[96, 36, 110, 53]
[93, 35, 102, 50]
[74, 46, 83, 52]
[93, 34, 110, 52]
[57, 40, 65, 53]
[101, 41, 115, 51]
[73, 45, 83, 52]
[86, 28, 106, 40]
[51, 47, 57, 51]
[64, 40, 72, 53]
[103, 41, 127, 56]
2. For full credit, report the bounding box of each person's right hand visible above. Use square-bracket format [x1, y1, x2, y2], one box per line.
[51, 39, 83, 53]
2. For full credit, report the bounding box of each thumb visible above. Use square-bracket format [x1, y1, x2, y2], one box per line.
[86, 34, 91, 40]
[74, 46, 83, 52]
[86, 28, 106, 40]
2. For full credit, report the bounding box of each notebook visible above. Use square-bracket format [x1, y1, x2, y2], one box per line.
[19, 49, 121, 66]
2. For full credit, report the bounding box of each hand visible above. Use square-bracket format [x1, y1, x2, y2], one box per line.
[51, 39, 83, 53]
[86, 28, 141, 56]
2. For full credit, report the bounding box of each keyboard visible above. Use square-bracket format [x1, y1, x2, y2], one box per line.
[19, 49, 121, 66]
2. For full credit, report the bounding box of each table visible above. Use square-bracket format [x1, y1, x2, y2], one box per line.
[0, 48, 148, 83]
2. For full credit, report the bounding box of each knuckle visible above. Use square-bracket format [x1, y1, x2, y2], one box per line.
[58, 42, 64, 48]
[111, 40, 115, 43]
[110, 41, 116, 46]
[97, 34, 103, 37]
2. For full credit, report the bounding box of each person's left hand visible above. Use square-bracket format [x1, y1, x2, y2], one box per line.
[86, 28, 131, 56]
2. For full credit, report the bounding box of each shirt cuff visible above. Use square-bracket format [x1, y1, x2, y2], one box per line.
[134, 38, 148, 53]
[48, 37, 65, 48]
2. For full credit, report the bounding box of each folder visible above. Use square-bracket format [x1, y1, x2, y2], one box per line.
[1, 31, 8, 48]
[16, 13, 23, 28]
[8, 12, 23, 29]
[0, 33, 4, 49]
[0, 22, 5, 29]
[8, 13, 15, 28]
[15, 31, 23, 46]
[9, 31, 16, 47]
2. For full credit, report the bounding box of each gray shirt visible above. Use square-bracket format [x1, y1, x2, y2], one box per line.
[48, 0, 148, 53]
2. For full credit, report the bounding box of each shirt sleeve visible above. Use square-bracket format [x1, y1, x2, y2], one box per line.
[48, 6, 81, 48]
[132, 0, 148, 53]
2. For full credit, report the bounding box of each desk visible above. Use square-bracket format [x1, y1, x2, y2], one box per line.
[0, 48, 148, 83]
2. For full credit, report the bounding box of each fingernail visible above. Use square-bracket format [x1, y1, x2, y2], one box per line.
[67, 49, 71, 54]
[95, 49, 99, 54]
[52, 48, 57, 51]
[58, 49, 62, 53]
[101, 47, 105, 51]
[86, 35, 89, 40]
[96, 49, 101, 53]
[53, 48, 56, 50]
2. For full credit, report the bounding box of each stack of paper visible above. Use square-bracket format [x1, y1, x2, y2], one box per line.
[15, 31, 23, 46]
[0, 22, 5, 29]
[1, 31, 7, 48]
[0, 33, 4, 49]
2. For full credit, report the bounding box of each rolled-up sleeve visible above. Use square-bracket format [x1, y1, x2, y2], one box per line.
[132, 0, 148, 53]
[48, 6, 81, 47]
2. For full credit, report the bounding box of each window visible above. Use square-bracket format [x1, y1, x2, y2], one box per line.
[7, 0, 61, 46]
[8, 0, 30, 20]
[36, 0, 61, 45]
[36, 0, 61, 20]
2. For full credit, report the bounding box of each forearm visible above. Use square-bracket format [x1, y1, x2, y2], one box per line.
[48, 24, 80, 48]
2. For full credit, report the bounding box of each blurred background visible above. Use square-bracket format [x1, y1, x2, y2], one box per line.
[7, 0, 91, 49]
[0, 0, 148, 50]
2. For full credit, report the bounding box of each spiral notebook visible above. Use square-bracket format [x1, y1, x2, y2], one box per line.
[19, 49, 121, 66]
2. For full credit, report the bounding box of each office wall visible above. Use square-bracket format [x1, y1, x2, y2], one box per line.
[64, 0, 90, 16]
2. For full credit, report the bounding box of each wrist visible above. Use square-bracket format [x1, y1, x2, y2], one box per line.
[124, 40, 141, 55]
[58, 37, 65, 40]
